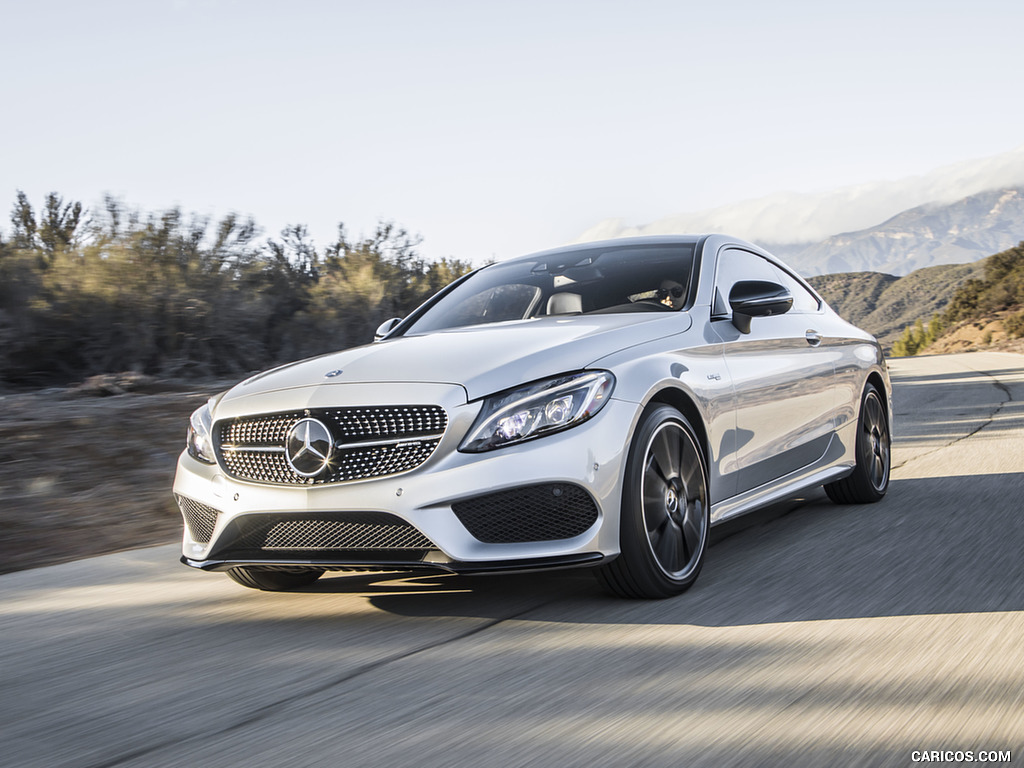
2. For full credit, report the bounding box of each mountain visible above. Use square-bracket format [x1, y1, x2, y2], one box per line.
[773, 188, 1024, 276]
[575, 145, 1024, 276]
[807, 261, 988, 347]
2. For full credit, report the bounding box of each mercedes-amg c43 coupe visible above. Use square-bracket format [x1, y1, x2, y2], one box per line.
[173, 235, 891, 598]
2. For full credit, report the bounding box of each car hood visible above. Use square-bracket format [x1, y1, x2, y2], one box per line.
[222, 312, 692, 404]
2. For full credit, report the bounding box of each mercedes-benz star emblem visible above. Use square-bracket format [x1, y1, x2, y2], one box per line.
[285, 418, 334, 477]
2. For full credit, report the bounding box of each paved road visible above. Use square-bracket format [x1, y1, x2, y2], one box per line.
[2, 352, 1023, 768]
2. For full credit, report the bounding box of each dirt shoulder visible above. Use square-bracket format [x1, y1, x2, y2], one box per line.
[0, 375, 233, 574]
[920, 311, 1024, 356]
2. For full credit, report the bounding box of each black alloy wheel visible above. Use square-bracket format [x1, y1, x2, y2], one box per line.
[597, 405, 709, 599]
[825, 383, 891, 504]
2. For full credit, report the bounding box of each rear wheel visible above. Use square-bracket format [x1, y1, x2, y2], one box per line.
[825, 383, 890, 504]
[597, 405, 709, 599]
[227, 567, 324, 591]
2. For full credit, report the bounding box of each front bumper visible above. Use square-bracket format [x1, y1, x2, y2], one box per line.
[172, 389, 640, 573]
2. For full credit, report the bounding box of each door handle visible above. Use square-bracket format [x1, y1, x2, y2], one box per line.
[805, 330, 822, 346]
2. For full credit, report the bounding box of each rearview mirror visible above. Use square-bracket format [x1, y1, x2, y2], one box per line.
[374, 317, 402, 341]
[729, 281, 793, 334]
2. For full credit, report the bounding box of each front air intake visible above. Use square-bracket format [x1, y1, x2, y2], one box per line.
[451, 483, 599, 543]
[209, 512, 437, 561]
[175, 495, 220, 543]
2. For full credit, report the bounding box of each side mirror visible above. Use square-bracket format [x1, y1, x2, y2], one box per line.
[728, 281, 793, 334]
[374, 317, 402, 341]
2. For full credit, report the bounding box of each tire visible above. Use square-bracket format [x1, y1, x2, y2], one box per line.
[825, 383, 891, 504]
[227, 567, 324, 591]
[597, 405, 710, 599]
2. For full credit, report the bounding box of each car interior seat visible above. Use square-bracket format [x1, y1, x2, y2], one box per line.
[546, 292, 583, 315]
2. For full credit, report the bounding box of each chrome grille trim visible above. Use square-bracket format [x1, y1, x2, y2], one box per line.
[215, 406, 448, 486]
[222, 412, 300, 446]
[220, 445, 286, 454]
[333, 432, 445, 450]
[330, 407, 447, 439]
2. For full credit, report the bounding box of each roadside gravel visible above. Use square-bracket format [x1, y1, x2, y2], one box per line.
[0, 377, 233, 574]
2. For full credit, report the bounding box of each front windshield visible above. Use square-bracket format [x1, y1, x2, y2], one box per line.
[404, 243, 696, 335]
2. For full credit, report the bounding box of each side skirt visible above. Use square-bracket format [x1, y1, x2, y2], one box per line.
[710, 434, 854, 525]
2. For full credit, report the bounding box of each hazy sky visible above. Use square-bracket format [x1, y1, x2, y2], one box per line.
[2, 0, 1023, 263]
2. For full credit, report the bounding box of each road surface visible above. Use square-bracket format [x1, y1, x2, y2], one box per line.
[2, 352, 1022, 767]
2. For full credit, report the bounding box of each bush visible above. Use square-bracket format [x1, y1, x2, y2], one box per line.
[0, 192, 473, 386]
[1004, 312, 1024, 339]
[944, 242, 1024, 323]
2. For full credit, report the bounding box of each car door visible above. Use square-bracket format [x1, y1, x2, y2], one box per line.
[711, 247, 837, 496]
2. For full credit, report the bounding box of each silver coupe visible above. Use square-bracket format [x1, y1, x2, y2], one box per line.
[173, 235, 891, 598]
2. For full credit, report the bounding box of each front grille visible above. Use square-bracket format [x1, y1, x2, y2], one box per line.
[176, 495, 220, 543]
[232, 512, 435, 551]
[216, 406, 447, 486]
[452, 483, 599, 543]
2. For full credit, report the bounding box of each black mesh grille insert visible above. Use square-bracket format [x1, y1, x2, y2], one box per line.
[234, 512, 435, 551]
[451, 484, 599, 543]
[176, 495, 220, 543]
[215, 406, 447, 486]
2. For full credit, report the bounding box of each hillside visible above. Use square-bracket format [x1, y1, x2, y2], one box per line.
[807, 261, 987, 346]
[806, 272, 899, 327]
[851, 241, 1024, 356]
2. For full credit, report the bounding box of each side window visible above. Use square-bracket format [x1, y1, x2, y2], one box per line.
[713, 249, 778, 315]
[768, 265, 821, 313]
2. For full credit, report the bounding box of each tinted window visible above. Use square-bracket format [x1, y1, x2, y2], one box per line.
[405, 244, 696, 334]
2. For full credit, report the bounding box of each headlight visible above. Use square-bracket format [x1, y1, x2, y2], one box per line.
[186, 400, 216, 464]
[460, 371, 615, 453]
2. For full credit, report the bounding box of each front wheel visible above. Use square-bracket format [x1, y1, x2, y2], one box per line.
[227, 567, 324, 591]
[825, 382, 891, 504]
[597, 405, 710, 599]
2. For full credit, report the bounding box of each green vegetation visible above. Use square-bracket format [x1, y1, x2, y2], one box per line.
[1004, 311, 1024, 338]
[0, 192, 473, 387]
[887, 241, 1024, 355]
[941, 242, 1024, 323]
[891, 314, 946, 356]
